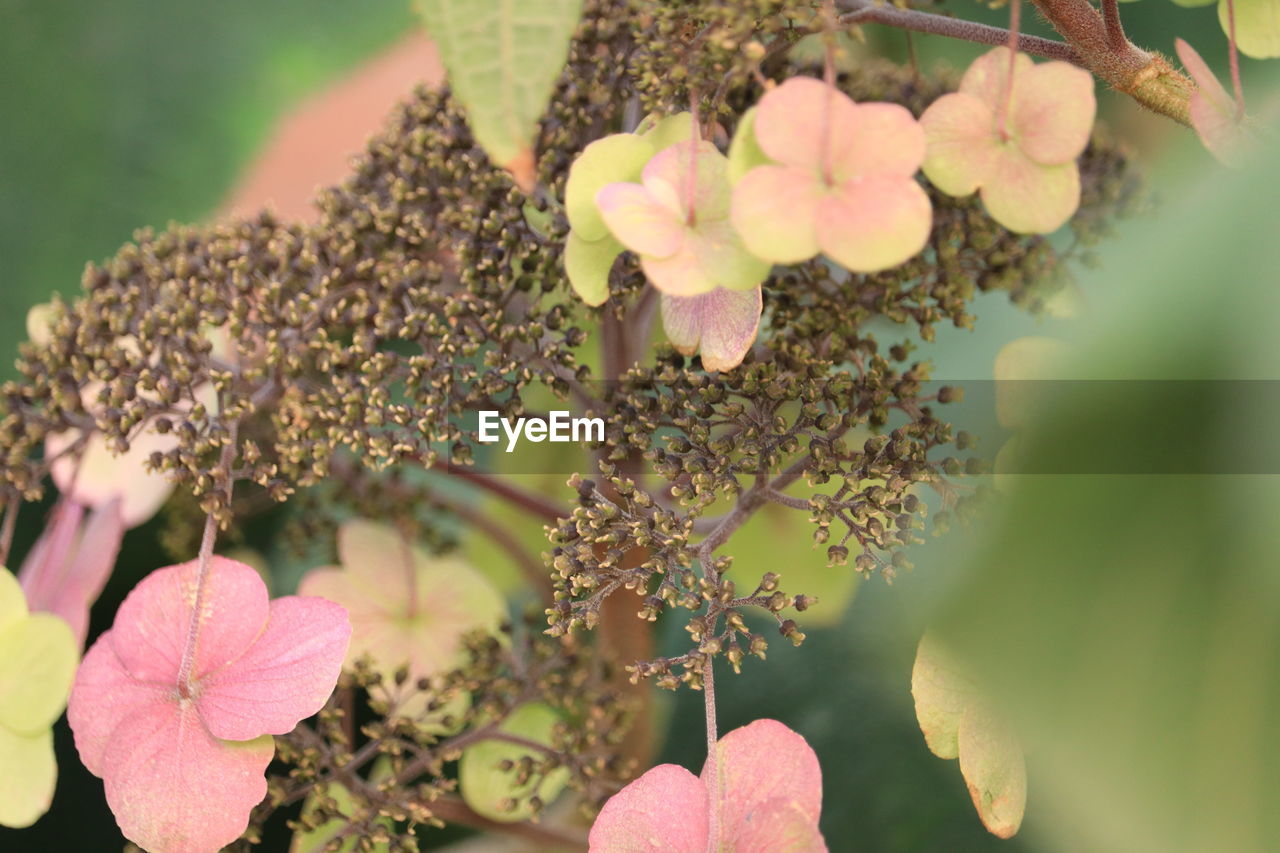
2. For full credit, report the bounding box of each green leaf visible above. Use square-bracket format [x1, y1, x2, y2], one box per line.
[415, 0, 584, 189]
[459, 703, 570, 822]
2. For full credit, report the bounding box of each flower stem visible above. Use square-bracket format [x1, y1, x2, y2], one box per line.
[703, 651, 720, 853]
[1226, 0, 1247, 117]
[997, 0, 1022, 141]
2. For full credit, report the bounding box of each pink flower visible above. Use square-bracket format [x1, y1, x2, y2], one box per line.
[919, 48, 1095, 234]
[596, 141, 771, 297]
[68, 557, 350, 853]
[588, 719, 827, 852]
[1175, 38, 1259, 168]
[730, 77, 932, 274]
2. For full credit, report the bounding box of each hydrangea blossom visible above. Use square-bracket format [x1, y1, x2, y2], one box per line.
[730, 76, 933, 273]
[297, 519, 506, 717]
[920, 48, 1095, 235]
[68, 557, 350, 853]
[588, 719, 826, 851]
[596, 140, 770, 297]
[0, 567, 78, 828]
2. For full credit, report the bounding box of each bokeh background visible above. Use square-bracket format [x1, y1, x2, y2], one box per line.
[2, 1, 1275, 850]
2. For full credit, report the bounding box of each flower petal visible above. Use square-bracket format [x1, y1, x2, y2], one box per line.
[704, 719, 823, 835]
[641, 140, 730, 221]
[910, 634, 974, 760]
[67, 631, 171, 777]
[959, 47, 1035, 108]
[0, 611, 77, 735]
[957, 700, 1027, 839]
[100, 697, 274, 853]
[730, 165, 823, 264]
[588, 763, 708, 853]
[691, 218, 771, 292]
[564, 232, 621, 306]
[1177, 38, 1258, 168]
[661, 286, 763, 372]
[638, 111, 695, 153]
[21, 498, 124, 649]
[1012, 61, 1096, 165]
[565, 134, 656, 242]
[1226, 0, 1280, 59]
[815, 175, 932, 273]
[109, 557, 269, 686]
[830, 101, 926, 182]
[197, 596, 350, 740]
[0, 725, 57, 829]
[46, 428, 177, 529]
[724, 798, 829, 853]
[334, 519, 421, 612]
[981, 150, 1080, 234]
[0, 568, 26, 630]
[727, 107, 772, 184]
[920, 92, 1001, 197]
[596, 183, 685, 259]
[753, 77, 860, 174]
[639, 243, 719, 297]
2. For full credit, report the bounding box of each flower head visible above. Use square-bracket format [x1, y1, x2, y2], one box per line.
[920, 48, 1095, 234]
[68, 557, 350, 853]
[596, 141, 770, 297]
[731, 76, 932, 273]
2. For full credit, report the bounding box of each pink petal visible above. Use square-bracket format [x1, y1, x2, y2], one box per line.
[595, 183, 685, 259]
[981, 149, 1080, 234]
[724, 799, 829, 853]
[334, 520, 419, 613]
[67, 631, 171, 777]
[920, 92, 1001, 197]
[109, 557, 269, 686]
[100, 698, 273, 853]
[830, 101, 926, 182]
[197, 596, 350, 740]
[639, 242, 719, 297]
[661, 286, 763, 372]
[46, 428, 177, 529]
[730, 165, 823, 264]
[588, 763, 708, 852]
[641, 140, 731, 221]
[18, 501, 86, 616]
[21, 499, 124, 649]
[1176, 39, 1257, 167]
[753, 77, 860, 174]
[959, 47, 1035, 109]
[1012, 61, 1095, 165]
[815, 175, 932, 273]
[704, 719, 823, 836]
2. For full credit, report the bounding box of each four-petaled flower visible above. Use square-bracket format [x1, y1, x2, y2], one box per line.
[588, 718, 827, 852]
[596, 140, 771, 297]
[730, 76, 933, 274]
[68, 557, 350, 853]
[920, 47, 1095, 235]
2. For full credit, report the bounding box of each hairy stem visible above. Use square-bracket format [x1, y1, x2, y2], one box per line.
[703, 653, 720, 853]
[837, 0, 1081, 64]
[1226, 0, 1246, 115]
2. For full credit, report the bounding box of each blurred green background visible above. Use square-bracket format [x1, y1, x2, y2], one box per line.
[1, 0, 1274, 851]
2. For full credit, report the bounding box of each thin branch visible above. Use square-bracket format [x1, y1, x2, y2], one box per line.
[1226, 0, 1247, 115]
[1100, 0, 1128, 52]
[0, 493, 18, 567]
[440, 497, 554, 601]
[430, 461, 566, 524]
[702, 653, 720, 853]
[430, 796, 588, 849]
[837, 0, 1082, 65]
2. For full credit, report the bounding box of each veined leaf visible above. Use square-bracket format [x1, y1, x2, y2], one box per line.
[416, 0, 584, 190]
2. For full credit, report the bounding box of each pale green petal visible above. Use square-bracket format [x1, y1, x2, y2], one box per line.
[0, 569, 26, 633]
[0, 725, 56, 828]
[727, 107, 772, 185]
[1222, 0, 1280, 58]
[565, 134, 655, 241]
[460, 703, 570, 822]
[981, 150, 1080, 235]
[0, 613, 77, 735]
[639, 111, 695, 153]
[564, 231, 622, 306]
